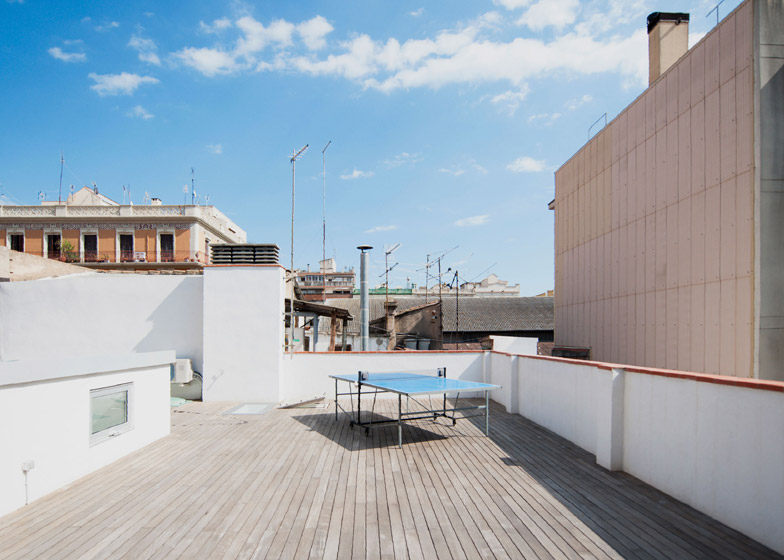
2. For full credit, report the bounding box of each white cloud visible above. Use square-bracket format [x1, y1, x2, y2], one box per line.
[126, 105, 154, 120]
[565, 93, 592, 111]
[48, 47, 86, 63]
[439, 167, 465, 177]
[88, 72, 159, 96]
[365, 225, 398, 233]
[384, 152, 423, 168]
[507, 156, 546, 173]
[206, 143, 223, 154]
[409, 8, 424, 17]
[94, 21, 120, 32]
[439, 159, 486, 176]
[517, 0, 579, 31]
[527, 112, 561, 125]
[200, 18, 232, 34]
[128, 34, 161, 65]
[489, 85, 530, 115]
[172, 8, 648, 89]
[455, 214, 489, 227]
[297, 16, 333, 50]
[176, 47, 238, 76]
[340, 168, 374, 180]
[492, 0, 531, 9]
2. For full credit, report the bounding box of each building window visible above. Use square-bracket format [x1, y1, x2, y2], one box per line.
[83, 233, 98, 262]
[9, 234, 23, 252]
[46, 234, 61, 259]
[90, 383, 133, 445]
[160, 233, 174, 262]
[119, 234, 134, 262]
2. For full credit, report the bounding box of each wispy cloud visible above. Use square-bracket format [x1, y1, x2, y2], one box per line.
[439, 159, 487, 177]
[200, 18, 232, 34]
[492, 0, 532, 9]
[126, 105, 154, 120]
[409, 8, 424, 17]
[565, 93, 592, 111]
[340, 168, 373, 180]
[48, 47, 86, 63]
[455, 214, 490, 227]
[507, 156, 546, 173]
[93, 20, 120, 32]
[527, 112, 561, 126]
[129, 34, 161, 65]
[489, 85, 530, 115]
[206, 143, 223, 154]
[365, 224, 398, 233]
[88, 72, 159, 96]
[516, 0, 579, 31]
[384, 152, 423, 168]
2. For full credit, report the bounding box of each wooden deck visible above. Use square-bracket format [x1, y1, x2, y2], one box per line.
[0, 399, 778, 560]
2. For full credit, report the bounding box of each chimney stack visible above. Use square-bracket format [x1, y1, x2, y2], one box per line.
[647, 12, 690, 85]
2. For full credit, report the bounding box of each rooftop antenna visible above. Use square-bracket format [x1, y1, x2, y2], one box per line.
[182, 185, 188, 205]
[190, 167, 195, 205]
[143, 191, 150, 204]
[288, 144, 309, 355]
[707, 0, 725, 26]
[383, 243, 401, 307]
[58, 152, 64, 204]
[321, 140, 332, 283]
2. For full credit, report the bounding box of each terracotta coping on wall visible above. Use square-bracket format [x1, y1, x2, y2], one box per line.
[293, 350, 485, 355]
[293, 349, 784, 393]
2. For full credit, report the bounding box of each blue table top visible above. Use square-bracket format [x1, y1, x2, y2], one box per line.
[329, 372, 500, 396]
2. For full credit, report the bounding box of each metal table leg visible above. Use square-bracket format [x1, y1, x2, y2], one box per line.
[485, 391, 490, 435]
[398, 393, 402, 448]
[334, 378, 338, 421]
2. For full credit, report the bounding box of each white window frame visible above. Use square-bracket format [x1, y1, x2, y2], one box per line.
[89, 382, 134, 446]
[43, 228, 63, 259]
[157, 229, 175, 263]
[116, 229, 134, 262]
[80, 229, 99, 263]
[6, 229, 25, 252]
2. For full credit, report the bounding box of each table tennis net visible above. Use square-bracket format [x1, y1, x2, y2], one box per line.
[357, 368, 446, 382]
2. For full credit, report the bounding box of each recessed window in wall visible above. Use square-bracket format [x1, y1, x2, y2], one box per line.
[83, 234, 98, 262]
[119, 234, 134, 262]
[90, 383, 133, 445]
[46, 234, 61, 259]
[160, 233, 174, 262]
[9, 234, 23, 252]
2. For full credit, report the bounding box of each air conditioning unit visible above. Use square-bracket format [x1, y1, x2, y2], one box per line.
[173, 359, 194, 383]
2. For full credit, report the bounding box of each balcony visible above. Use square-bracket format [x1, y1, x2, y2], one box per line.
[0, 397, 774, 558]
[16, 249, 206, 267]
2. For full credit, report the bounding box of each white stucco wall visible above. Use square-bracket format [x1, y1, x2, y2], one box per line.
[202, 266, 284, 402]
[280, 351, 485, 405]
[490, 335, 538, 355]
[0, 274, 203, 371]
[0, 351, 173, 518]
[487, 352, 784, 555]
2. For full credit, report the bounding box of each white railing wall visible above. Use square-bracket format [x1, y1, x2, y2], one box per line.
[485, 351, 784, 555]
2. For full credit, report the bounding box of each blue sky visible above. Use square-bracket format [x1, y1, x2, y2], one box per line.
[0, 0, 740, 294]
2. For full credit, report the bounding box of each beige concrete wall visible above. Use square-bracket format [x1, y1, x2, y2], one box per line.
[554, 1, 754, 377]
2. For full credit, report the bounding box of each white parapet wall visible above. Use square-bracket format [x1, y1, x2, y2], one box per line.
[0, 351, 173, 519]
[485, 352, 784, 555]
[0, 274, 204, 371]
[202, 266, 284, 402]
[280, 351, 486, 405]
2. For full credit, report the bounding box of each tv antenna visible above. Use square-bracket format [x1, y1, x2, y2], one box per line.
[382, 243, 401, 306]
[288, 143, 309, 355]
[321, 140, 332, 274]
[58, 152, 64, 204]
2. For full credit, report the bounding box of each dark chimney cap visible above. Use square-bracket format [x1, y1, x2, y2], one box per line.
[647, 12, 689, 34]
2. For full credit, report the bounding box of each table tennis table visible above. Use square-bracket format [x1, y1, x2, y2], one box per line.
[330, 368, 500, 447]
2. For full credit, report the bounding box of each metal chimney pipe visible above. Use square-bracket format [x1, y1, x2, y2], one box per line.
[357, 245, 373, 351]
